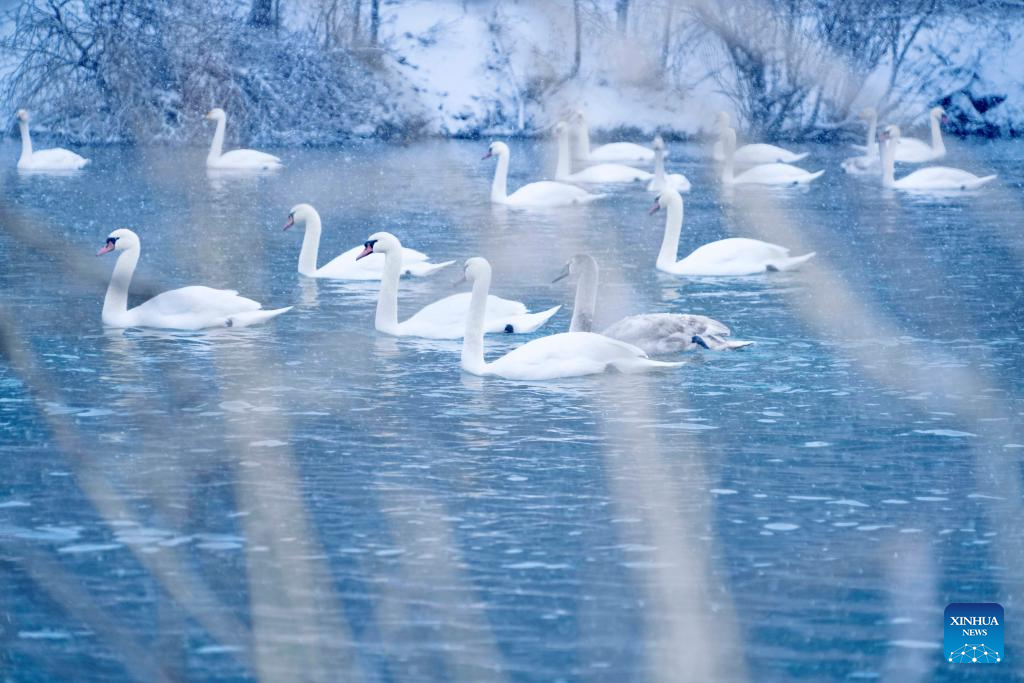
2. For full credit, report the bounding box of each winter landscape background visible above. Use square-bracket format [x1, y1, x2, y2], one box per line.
[2, 0, 1023, 145]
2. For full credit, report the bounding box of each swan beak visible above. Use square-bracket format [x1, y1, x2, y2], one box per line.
[96, 242, 115, 256]
[355, 241, 376, 260]
[648, 201, 661, 215]
[552, 264, 571, 283]
[283, 214, 294, 231]
[481, 151, 493, 160]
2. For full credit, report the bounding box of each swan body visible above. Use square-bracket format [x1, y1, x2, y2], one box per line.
[205, 108, 281, 170]
[285, 204, 452, 279]
[842, 108, 881, 174]
[652, 188, 815, 276]
[720, 127, 823, 186]
[554, 122, 650, 184]
[15, 110, 89, 170]
[853, 107, 946, 163]
[712, 112, 807, 165]
[571, 111, 658, 164]
[879, 125, 995, 192]
[556, 254, 751, 355]
[97, 229, 290, 329]
[485, 141, 604, 207]
[647, 135, 691, 192]
[362, 232, 559, 339]
[460, 258, 680, 380]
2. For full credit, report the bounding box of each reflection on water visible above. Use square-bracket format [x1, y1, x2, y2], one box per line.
[0, 138, 1022, 681]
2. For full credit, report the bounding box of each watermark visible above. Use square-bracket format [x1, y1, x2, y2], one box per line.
[945, 603, 1003, 664]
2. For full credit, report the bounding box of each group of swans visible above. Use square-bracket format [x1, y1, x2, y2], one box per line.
[14, 107, 278, 172]
[842, 106, 946, 174]
[708, 112, 823, 187]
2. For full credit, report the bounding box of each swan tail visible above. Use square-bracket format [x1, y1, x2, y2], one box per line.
[801, 170, 825, 183]
[405, 260, 455, 277]
[693, 334, 753, 351]
[767, 252, 815, 272]
[226, 306, 292, 328]
[503, 305, 561, 334]
[971, 175, 997, 189]
[789, 152, 810, 163]
[575, 193, 607, 204]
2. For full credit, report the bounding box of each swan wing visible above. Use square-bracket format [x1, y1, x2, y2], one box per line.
[734, 144, 806, 165]
[211, 149, 282, 169]
[399, 293, 546, 339]
[486, 332, 678, 380]
[316, 246, 431, 279]
[603, 313, 735, 355]
[732, 163, 822, 186]
[841, 154, 878, 175]
[588, 143, 656, 164]
[672, 238, 791, 276]
[507, 181, 602, 207]
[128, 286, 267, 329]
[23, 148, 89, 170]
[891, 137, 938, 163]
[648, 173, 692, 193]
[896, 167, 995, 191]
[568, 163, 651, 183]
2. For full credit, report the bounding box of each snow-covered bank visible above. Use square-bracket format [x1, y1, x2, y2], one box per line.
[3, 0, 1023, 144]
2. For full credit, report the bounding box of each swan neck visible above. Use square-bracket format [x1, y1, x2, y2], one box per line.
[297, 214, 321, 276]
[208, 116, 225, 161]
[375, 248, 402, 334]
[930, 115, 945, 154]
[653, 146, 666, 183]
[569, 261, 598, 333]
[491, 152, 509, 203]
[880, 135, 895, 187]
[461, 271, 490, 374]
[865, 114, 877, 157]
[103, 248, 138, 324]
[555, 129, 571, 180]
[574, 119, 591, 158]
[657, 198, 683, 270]
[18, 121, 32, 162]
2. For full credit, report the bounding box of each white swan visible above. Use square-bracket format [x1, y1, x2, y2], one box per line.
[647, 136, 691, 193]
[15, 110, 89, 171]
[571, 111, 658, 164]
[485, 141, 604, 207]
[652, 188, 815, 276]
[712, 112, 808, 165]
[878, 125, 995, 192]
[555, 254, 751, 354]
[205, 108, 281, 170]
[841, 108, 880, 175]
[720, 127, 824, 186]
[882, 107, 947, 163]
[96, 229, 290, 329]
[284, 204, 453, 279]
[360, 232, 559, 339]
[553, 122, 650, 184]
[459, 258, 681, 380]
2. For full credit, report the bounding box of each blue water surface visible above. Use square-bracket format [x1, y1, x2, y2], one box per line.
[1, 136, 1022, 682]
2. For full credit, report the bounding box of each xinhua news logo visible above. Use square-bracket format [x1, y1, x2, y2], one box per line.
[945, 603, 1003, 664]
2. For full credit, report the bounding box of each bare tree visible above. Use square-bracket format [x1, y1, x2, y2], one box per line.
[248, 0, 278, 29]
[369, 0, 380, 47]
[571, 0, 582, 78]
[615, 0, 629, 35]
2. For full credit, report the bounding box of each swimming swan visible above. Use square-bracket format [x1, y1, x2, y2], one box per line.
[571, 110, 658, 164]
[720, 127, 823, 186]
[652, 188, 815, 276]
[554, 122, 651, 184]
[555, 254, 752, 354]
[712, 112, 808, 166]
[360, 232, 559, 339]
[647, 136, 691, 193]
[485, 141, 604, 207]
[15, 110, 89, 171]
[459, 257, 682, 380]
[878, 125, 995, 192]
[841, 108, 880, 175]
[284, 204, 453, 279]
[206, 108, 282, 170]
[97, 229, 291, 329]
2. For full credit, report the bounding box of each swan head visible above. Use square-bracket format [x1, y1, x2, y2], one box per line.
[553, 254, 598, 283]
[15, 109, 28, 122]
[482, 141, 509, 160]
[650, 188, 683, 215]
[652, 135, 665, 150]
[930, 106, 948, 124]
[879, 124, 900, 143]
[859, 107, 876, 120]
[714, 111, 730, 128]
[97, 228, 139, 256]
[356, 231, 400, 260]
[462, 257, 491, 284]
[284, 203, 318, 231]
[205, 108, 226, 121]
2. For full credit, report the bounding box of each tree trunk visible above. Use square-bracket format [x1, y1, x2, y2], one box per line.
[615, 0, 629, 35]
[571, 0, 581, 78]
[248, 0, 277, 28]
[352, 0, 362, 44]
[370, 0, 380, 47]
